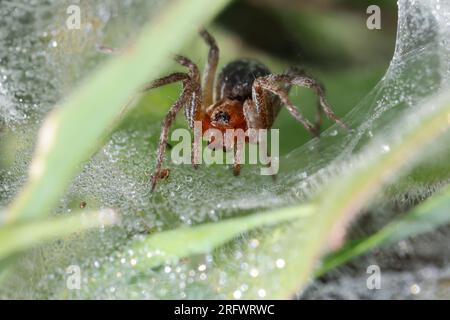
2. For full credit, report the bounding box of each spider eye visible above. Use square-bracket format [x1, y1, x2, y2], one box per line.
[214, 111, 231, 124]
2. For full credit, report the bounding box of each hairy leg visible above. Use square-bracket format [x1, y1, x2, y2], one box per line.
[233, 161, 241, 176]
[199, 28, 219, 106]
[252, 76, 319, 136]
[243, 98, 269, 131]
[150, 80, 193, 191]
[264, 74, 348, 130]
[173, 55, 202, 128]
[242, 100, 279, 179]
[233, 146, 242, 176]
[141, 72, 189, 92]
[285, 67, 325, 132]
[173, 55, 204, 169]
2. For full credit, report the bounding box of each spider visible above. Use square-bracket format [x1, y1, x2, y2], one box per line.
[144, 29, 348, 191]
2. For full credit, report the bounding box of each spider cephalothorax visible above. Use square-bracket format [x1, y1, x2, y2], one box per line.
[144, 29, 348, 191]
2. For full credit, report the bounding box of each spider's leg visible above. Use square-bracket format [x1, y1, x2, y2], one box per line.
[173, 55, 204, 169]
[173, 55, 202, 127]
[151, 80, 193, 192]
[199, 28, 219, 106]
[252, 76, 320, 136]
[243, 98, 269, 130]
[285, 67, 324, 132]
[314, 105, 323, 133]
[231, 130, 246, 177]
[141, 72, 189, 92]
[174, 55, 201, 83]
[243, 99, 278, 178]
[142, 70, 201, 171]
[233, 147, 242, 176]
[260, 74, 348, 132]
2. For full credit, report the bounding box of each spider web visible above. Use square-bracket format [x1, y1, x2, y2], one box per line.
[1, 0, 450, 299]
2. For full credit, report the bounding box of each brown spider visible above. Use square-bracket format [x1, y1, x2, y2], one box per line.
[144, 29, 348, 191]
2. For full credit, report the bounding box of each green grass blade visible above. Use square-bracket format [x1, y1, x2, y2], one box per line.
[6, 0, 231, 223]
[132, 204, 315, 270]
[229, 92, 450, 299]
[0, 210, 118, 261]
[317, 101, 450, 252]
[317, 183, 450, 277]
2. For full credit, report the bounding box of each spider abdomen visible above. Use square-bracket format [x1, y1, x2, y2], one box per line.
[215, 59, 271, 102]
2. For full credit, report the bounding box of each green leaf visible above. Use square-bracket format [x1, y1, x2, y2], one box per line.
[317, 183, 450, 277]
[0, 210, 117, 261]
[6, 0, 231, 223]
[271, 92, 450, 297]
[132, 204, 315, 270]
